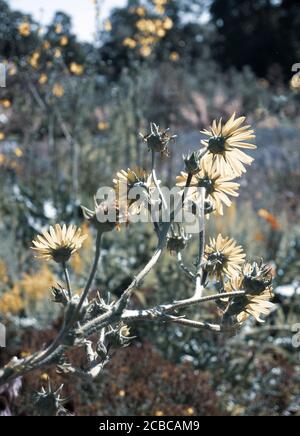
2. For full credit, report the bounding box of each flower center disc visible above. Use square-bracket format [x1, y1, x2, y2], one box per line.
[208, 136, 226, 154]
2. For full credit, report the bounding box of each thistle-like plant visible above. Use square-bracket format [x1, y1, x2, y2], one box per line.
[0, 115, 275, 411]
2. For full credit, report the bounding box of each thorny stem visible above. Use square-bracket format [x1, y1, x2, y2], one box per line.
[177, 253, 196, 280]
[121, 291, 245, 321]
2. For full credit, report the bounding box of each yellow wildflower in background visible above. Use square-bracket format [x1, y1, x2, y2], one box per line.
[123, 37, 137, 49]
[135, 6, 146, 16]
[60, 36, 69, 46]
[43, 41, 51, 50]
[18, 22, 31, 37]
[21, 265, 55, 301]
[0, 259, 9, 285]
[162, 17, 173, 30]
[52, 84, 65, 98]
[15, 148, 23, 158]
[0, 285, 23, 315]
[140, 45, 152, 57]
[29, 52, 40, 69]
[38, 73, 48, 85]
[201, 113, 256, 177]
[169, 52, 179, 62]
[55, 23, 63, 34]
[104, 19, 112, 32]
[54, 48, 62, 58]
[0, 99, 11, 108]
[8, 64, 17, 76]
[70, 62, 84, 76]
[290, 73, 300, 91]
[0, 132, 5, 141]
[97, 121, 109, 131]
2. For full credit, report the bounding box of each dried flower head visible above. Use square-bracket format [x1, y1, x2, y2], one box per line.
[225, 269, 274, 323]
[140, 122, 177, 156]
[51, 284, 69, 305]
[35, 382, 68, 416]
[201, 113, 256, 177]
[176, 159, 240, 216]
[32, 224, 87, 263]
[204, 234, 246, 279]
[242, 261, 273, 295]
[113, 168, 158, 216]
[167, 225, 190, 255]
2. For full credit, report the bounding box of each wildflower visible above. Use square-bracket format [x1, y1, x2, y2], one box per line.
[186, 407, 195, 416]
[162, 17, 173, 30]
[157, 28, 166, 37]
[59, 36, 68, 46]
[204, 234, 245, 279]
[97, 121, 109, 131]
[31, 224, 87, 264]
[8, 64, 17, 76]
[123, 37, 137, 49]
[38, 73, 48, 85]
[43, 41, 51, 50]
[15, 148, 23, 158]
[113, 168, 157, 216]
[29, 52, 40, 68]
[141, 122, 177, 156]
[169, 51, 179, 62]
[52, 84, 64, 98]
[0, 132, 5, 141]
[40, 373, 49, 382]
[225, 265, 275, 323]
[82, 199, 125, 232]
[176, 160, 240, 216]
[201, 113, 256, 177]
[104, 20, 112, 32]
[290, 73, 300, 91]
[155, 410, 164, 416]
[139, 45, 152, 57]
[135, 6, 146, 16]
[18, 22, 31, 37]
[54, 48, 62, 58]
[55, 23, 63, 34]
[0, 99, 11, 108]
[70, 62, 84, 76]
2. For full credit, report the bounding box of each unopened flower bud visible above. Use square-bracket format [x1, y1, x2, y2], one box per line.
[183, 151, 201, 175]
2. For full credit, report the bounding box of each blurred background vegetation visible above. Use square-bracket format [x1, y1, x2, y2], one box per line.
[0, 0, 300, 416]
